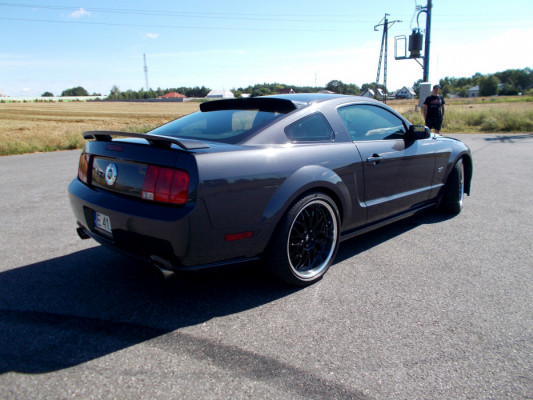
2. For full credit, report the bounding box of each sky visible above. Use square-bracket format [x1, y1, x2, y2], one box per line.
[1, 0, 532, 97]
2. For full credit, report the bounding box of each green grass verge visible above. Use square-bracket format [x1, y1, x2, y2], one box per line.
[403, 108, 533, 133]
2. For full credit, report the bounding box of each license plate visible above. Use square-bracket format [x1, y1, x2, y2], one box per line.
[94, 211, 112, 235]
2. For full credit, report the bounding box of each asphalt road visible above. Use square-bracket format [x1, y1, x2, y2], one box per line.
[1, 133, 532, 399]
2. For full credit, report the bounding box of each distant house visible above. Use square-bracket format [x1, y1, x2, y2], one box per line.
[318, 90, 335, 94]
[361, 88, 375, 98]
[468, 85, 480, 98]
[394, 87, 416, 99]
[206, 90, 235, 99]
[361, 88, 385, 99]
[277, 88, 295, 94]
[159, 92, 186, 99]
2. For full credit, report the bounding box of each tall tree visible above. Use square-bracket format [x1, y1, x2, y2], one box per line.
[326, 80, 345, 94]
[479, 76, 499, 96]
[61, 86, 89, 96]
[412, 79, 423, 98]
[108, 85, 121, 100]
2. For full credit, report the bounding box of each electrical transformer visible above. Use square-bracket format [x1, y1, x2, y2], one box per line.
[409, 29, 424, 58]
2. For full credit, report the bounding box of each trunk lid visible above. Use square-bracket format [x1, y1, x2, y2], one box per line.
[80, 133, 201, 204]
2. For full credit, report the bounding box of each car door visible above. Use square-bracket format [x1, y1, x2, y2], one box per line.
[337, 104, 436, 223]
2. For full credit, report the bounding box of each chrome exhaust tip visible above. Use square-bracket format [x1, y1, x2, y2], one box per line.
[149, 256, 175, 279]
[76, 226, 90, 240]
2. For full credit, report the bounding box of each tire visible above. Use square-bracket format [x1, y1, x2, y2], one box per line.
[439, 159, 464, 215]
[266, 192, 340, 286]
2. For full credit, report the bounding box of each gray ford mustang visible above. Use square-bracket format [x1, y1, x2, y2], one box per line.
[68, 94, 472, 286]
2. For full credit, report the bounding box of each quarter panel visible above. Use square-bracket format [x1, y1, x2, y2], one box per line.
[195, 142, 364, 230]
[260, 164, 356, 227]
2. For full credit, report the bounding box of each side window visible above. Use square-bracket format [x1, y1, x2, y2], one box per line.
[338, 105, 406, 141]
[285, 113, 334, 142]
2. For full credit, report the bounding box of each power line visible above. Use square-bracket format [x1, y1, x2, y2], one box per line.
[1, 15, 528, 33]
[2, 2, 529, 23]
[0, 2, 394, 23]
[0, 17, 375, 32]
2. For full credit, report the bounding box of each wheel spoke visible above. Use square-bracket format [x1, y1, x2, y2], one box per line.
[288, 202, 337, 273]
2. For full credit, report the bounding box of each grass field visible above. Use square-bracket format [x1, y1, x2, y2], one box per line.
[1, 98, 532, 155]
[0, 102, 199, 155]
[395, 97, 533, 133]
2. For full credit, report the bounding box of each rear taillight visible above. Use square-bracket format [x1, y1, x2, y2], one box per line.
[142, 165, 189, 205]
[78, 152, 91, 184]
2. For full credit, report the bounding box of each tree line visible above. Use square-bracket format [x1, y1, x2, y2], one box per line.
[432, 67, 533, 97]
[233, 81, 386, 97]
[44, 68, 531, 99]
[106, 85, 211, 100]
[41, 86, 102, 97]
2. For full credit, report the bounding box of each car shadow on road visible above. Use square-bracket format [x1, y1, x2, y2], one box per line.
[0, 247, 298, 375]
[0, 210, 452, 378]
[484, 133, 533, 143]
[335, 209, 455, 263]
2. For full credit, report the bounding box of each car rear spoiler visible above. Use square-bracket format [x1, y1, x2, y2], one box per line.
[83, 131, 210, 150]
[200, 97, 297, 114]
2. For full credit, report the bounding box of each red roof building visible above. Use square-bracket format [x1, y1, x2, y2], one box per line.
[159, 92, 186, 99]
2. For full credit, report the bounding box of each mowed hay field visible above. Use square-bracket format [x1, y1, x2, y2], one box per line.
[0, 101, 200, 155]
[1, 98, 532, 155]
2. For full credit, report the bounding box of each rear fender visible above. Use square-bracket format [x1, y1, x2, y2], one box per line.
[261, 165, 352, 227]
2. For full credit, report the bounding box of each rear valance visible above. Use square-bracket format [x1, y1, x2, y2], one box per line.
[83, 131, 210, 150]
[200, 98, 297, 114]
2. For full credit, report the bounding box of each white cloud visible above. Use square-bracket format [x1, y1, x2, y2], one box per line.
[69, 8, 91, 19]
[145, 33, 160, 40]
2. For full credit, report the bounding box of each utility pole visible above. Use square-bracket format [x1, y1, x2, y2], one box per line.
[375, 14, 401, 101]
[422, 0, 432, 82]
[394, 1, 433, 82]
[143, 53, 149, 91]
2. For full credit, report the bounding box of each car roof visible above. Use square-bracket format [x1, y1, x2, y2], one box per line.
[200, 93, 384, 115]
[265, 93, 383, 108]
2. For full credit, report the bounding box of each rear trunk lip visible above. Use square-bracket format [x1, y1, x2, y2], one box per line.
[83, 130, 210, 150]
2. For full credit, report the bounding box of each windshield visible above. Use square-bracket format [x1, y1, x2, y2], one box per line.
[150, 109, 283, 144]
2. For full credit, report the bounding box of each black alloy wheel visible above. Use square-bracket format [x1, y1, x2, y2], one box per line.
[267, 192, 340, 286]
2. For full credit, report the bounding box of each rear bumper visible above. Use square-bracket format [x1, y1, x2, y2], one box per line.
[74, 222, 260, 271]
[68, 179, 270, 269]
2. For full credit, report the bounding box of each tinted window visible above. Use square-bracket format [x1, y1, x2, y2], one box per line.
[285, 113, 334, 142]
[150, 109, 283, 144]
[337, 105, 406, 141]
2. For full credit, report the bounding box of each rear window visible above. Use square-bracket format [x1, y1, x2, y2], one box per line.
[150, 109, 283, 144]
[285, 112, 334, 142]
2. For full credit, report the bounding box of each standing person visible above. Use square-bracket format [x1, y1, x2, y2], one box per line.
[423, 85, 446, 134]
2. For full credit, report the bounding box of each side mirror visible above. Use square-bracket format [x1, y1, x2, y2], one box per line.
[407, 124, 431, 140]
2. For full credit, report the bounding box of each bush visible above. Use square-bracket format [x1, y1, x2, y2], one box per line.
[481, 116, 498, 131]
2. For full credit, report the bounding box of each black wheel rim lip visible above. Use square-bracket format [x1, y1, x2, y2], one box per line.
[286, 199, 338, 279]
[459, 164, 464, 206]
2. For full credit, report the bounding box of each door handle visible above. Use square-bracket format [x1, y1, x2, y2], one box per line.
[366, 154, 384, 165]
